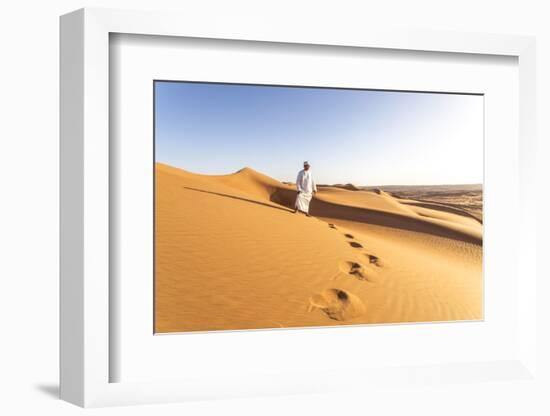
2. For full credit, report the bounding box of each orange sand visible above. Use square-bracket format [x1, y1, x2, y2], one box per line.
[155, 163, 483, 333]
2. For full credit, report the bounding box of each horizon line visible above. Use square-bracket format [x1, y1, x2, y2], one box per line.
[155, 162, 482, 189]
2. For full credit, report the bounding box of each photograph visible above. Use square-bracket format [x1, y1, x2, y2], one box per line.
[154, 81, 484, 333]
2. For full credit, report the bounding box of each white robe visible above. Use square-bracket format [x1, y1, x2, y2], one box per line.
[295, 169, 317, 213]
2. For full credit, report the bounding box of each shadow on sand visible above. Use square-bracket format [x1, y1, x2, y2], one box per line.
[270, 188, 481, 245]
[183, 187, 295, 214]
[182, 186, 481, 245]
[309, 197, 482, 245]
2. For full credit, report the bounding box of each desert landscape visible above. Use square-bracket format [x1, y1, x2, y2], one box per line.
[155, 162, 483, 333]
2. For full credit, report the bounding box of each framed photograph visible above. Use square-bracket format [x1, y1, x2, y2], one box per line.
[152, 80, 484, 333]
[60, 8, 537, 407]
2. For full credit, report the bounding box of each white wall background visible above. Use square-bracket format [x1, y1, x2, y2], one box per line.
[0, 1, 548, 415]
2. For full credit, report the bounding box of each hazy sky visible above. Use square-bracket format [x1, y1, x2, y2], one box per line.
[155, 81, 483, 186]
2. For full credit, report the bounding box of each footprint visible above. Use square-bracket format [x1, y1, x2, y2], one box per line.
[309, 289, 366, 321]
[328, 223, 337, 229]
[366, 254, 382, 267]
[344, 233, 354, 239]
[339, 261, 368, 280]
[349, 241, 363, 248]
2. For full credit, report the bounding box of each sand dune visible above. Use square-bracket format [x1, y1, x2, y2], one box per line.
[155, 163, 483, 333]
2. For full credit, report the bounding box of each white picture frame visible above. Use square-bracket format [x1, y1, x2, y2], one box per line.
[60, 7, 537, 407]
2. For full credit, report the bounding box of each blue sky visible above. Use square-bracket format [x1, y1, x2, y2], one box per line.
[155, 81, 483, 186]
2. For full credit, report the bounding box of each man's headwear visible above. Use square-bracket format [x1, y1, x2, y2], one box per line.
[303, 161, 310, 166]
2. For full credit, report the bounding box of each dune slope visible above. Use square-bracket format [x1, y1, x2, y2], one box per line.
[155, 163, 483, 333]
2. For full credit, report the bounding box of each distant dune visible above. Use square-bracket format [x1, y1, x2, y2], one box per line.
[155, 163, 483, 333]
[319, 183, 361, 191]
[376, 184, 483, 222]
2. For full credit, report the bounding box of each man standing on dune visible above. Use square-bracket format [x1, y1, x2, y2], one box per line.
[294, 161, 317, 217]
